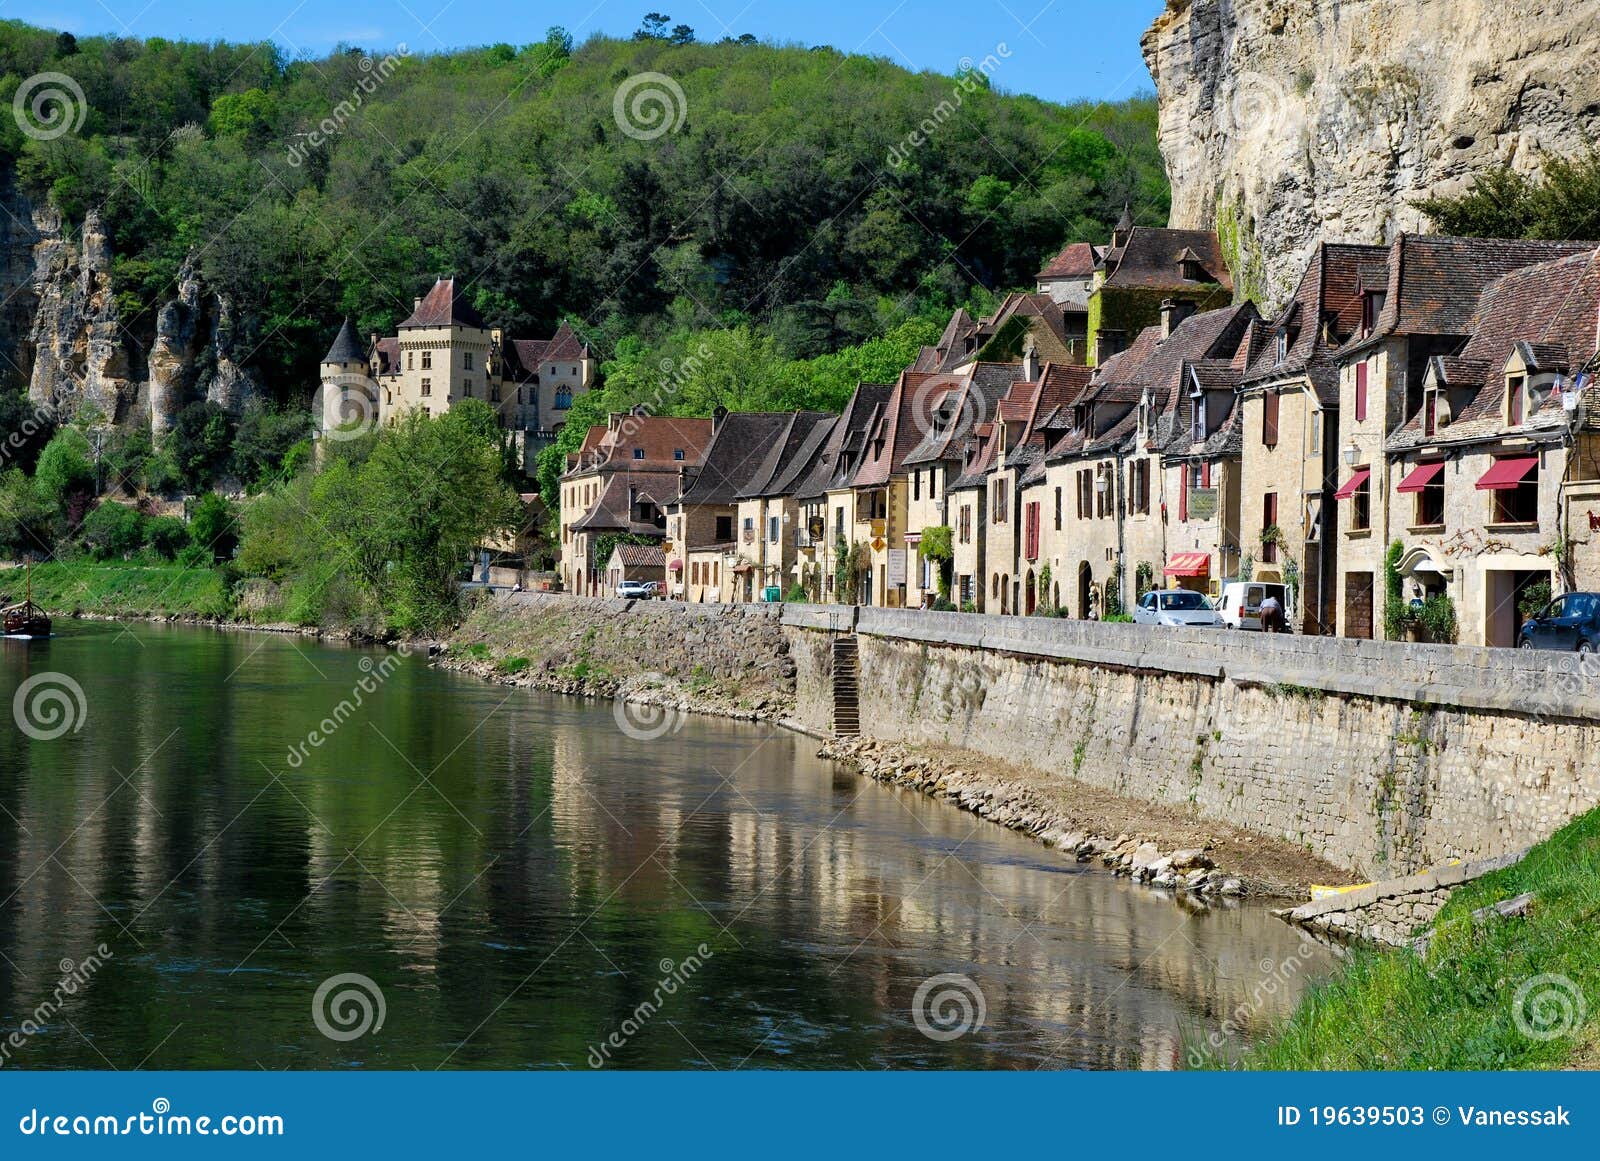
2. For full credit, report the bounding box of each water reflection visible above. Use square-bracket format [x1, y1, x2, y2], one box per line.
[0, 625, 1331, 1069]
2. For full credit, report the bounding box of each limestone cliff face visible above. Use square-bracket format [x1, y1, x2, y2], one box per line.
[1143, 0, 1600, 308]
[4, 172, 262, 437]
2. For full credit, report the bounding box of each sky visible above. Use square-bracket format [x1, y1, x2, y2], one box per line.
[3, 0, 1167, 105]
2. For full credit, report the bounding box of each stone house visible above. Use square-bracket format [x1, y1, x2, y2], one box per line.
[502, 321, 596, 442]
[945, 420, 999, 611]
[1328, 235, 1596, 639]
[559, 413, 713, 596]
[1237, 242, 1387, 631]
[790, 383, 890, 604]
[1385, 248, 1600, 646]
[1084, 215, 1233, 365]
[663, 411, 795, 602]
[730, 411, 835, 603]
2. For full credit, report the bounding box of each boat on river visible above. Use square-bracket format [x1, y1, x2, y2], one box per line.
[2, 563, 52, 638]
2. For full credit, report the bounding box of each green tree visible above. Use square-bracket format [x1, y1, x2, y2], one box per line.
[190, 491, 240, 561]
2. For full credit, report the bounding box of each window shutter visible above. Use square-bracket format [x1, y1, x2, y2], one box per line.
[1179, 469, 1188, 523]
[1263, 391, 1279, 447]
[1355, 362, 1369, 422]
[1201, 461, 1212, 488]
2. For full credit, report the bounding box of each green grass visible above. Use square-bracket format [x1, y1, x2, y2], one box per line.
[4, 561, 234, 620]
[1245, 807, 1600, 1069]
[496, 655, 530, 675]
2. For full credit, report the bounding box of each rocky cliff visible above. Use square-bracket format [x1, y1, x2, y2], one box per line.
[1143, 0, 1600, 308]
[2, 173, 261, 435]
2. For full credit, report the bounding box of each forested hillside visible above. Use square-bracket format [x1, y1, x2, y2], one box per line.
[0, 18, 1167, 396]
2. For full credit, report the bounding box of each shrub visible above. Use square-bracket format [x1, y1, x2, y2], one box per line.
[143, 515, 191, 559]
[78, 501, 146, 560]
[1417, 593, 1458, 644]
[190, 492, 240, 562]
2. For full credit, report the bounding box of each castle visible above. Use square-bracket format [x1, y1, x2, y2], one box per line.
[318, 277, 595, 458]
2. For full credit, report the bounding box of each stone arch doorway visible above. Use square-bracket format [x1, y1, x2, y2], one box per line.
[1024, 569, 1036, 615]
[1077, 562, 1093, 620]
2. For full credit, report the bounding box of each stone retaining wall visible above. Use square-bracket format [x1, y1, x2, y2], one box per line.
[1280, 851, 1527, 946]
[780, 604, 1600, 876]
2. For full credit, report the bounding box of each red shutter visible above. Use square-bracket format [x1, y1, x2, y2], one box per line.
[1264, 491, 1277, 526]
[1263, 391, 1279, 447]
[1355, 362, 1369, 422]
[1179, 469, 1188, 523]
[1201, 462, 1211, 488]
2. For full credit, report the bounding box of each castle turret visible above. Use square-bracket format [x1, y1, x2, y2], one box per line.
[319, 317, 377, 440]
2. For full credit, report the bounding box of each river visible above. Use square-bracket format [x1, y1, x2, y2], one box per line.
[0, 623, 1331, 1069]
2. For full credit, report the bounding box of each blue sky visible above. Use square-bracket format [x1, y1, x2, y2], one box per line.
[7, 0, 1166, 104]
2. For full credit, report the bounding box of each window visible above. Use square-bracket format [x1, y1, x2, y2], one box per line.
[1191, 393, 1206, 442]
[834, 506, 844, 541]
[421, 377, 432, 397]
[1076, 469, 1093, 519]
[421, 350, 432, 370]
[913, 471, 920, 502]
[958, 504, 972, 544]
[991, 479, 1008, 523]
[1362, 292, 1385, 336]
[1355, 361, 1369, 422]
[463, 352, 474, 370]
[768, 515, 780, 542]
[1507, 375, 1526, 426]
[1416, 475, 1444, 527]
[930, 468, 939, 500]
[1025, 502, 1040, 560]
[673, 448, 685, 460]
[1262, 391, 1279, 448]
[632, 448, 645, 460]
[1352, 470, 1371, 531]
[555, 389, 573, 409]
[1262, 492, 1279, 563]
[715, 515, 733, 541]
[1129, 459, 1150, 515]
[1054, 486, 1062, 530]
[491, 385, 501, 402]
[1492, 459, 1539, 524]
[1423, 390, 1438, 436]
[1275, 329, 1289, 366]
[407, 351, 414, 370]
[1309, 409, 1322, 452]
[463, 380, 472, 397]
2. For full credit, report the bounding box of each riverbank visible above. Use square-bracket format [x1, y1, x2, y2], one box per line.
[3, 560, 234, 621]
[1244, 804, 1600, 1069]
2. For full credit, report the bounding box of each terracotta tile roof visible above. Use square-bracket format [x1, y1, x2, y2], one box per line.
[950, 421, 1000, 490]
[1037, 241, 1099, 280]
[1341, 235, 1598, 355]
[1100, 227, 1234, 294]
[399, 277, 486, 329]
[1242, 242, 1389, 405]
[1389, 248, 1600, 450]
[564, 415, 714, 478]
[545, 322, 588, 361]
[374, 337, 400, 376]
[572, 473, 676, 534]
[612, 543, 666, 568]
[851, 370, 947, 488]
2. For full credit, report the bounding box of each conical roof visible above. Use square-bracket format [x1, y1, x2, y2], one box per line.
[1115, 203, 1134, 232]
[322, 317, 366, 365]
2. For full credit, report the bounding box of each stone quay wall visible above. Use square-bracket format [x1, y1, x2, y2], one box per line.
[780, 605, 1600, 876]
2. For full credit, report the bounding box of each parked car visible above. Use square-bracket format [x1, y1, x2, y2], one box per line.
[1518, 592, 1600, 651]
[617, 580, 655, 600]
[1133, 589, 1225, 628]
[1217, 581, 1288, 630]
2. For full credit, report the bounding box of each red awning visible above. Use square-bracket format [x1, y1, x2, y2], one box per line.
[1476, 455, 1538, 491]
[1333, 467, 1371, 501]
[1164, 552, 1210, 577]
[1396, 460, 1445, 493]
[668, 559, 684, 571]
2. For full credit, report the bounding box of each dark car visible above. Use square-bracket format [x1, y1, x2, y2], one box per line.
[1518, 592, 1600, 651]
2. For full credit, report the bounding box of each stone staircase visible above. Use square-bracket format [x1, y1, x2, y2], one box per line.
[831, 635, 860, 736]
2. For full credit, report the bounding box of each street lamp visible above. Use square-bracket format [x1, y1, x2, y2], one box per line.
[1343, 442, 1360, 467]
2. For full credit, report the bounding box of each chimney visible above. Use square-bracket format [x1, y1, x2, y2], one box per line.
[713, 405, 729, 431]
[413, 296, 422, 313]
[1022, 334, 1039, 381]
[1161, 298, 1195, 338]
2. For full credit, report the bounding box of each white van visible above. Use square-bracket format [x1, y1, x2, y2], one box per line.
[1217, 581, 1288, 630]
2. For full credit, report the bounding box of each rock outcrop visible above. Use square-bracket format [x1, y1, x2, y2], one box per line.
[1143, 0, 1600, 308]
[3, 173, 262, 437]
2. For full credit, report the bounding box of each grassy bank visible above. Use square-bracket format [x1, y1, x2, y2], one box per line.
[3, 561, 234, 620]
[1247, 807, 1600, 1069]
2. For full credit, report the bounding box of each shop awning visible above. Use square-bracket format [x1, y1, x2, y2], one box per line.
[1476, 455, 1538, 490]
[1333, 466, 1371, 500]
[1164, 552, 1210, 577]
[1396, 460, 1445, 493]
[667, 559, 684, 571]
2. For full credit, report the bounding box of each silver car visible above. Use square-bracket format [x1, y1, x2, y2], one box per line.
[1134, 588, 1224, 628]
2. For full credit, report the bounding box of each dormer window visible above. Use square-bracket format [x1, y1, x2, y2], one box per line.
[1191, 392, 1206, 442]
[1361, 292, 1386, 337]
[633, 447, 646, 460]
[1423, 388, 1439, 437]
[1073, 404, 1086, 432]
[1507, 374, 1526, 426]
[1275, 329, 1289, 366]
